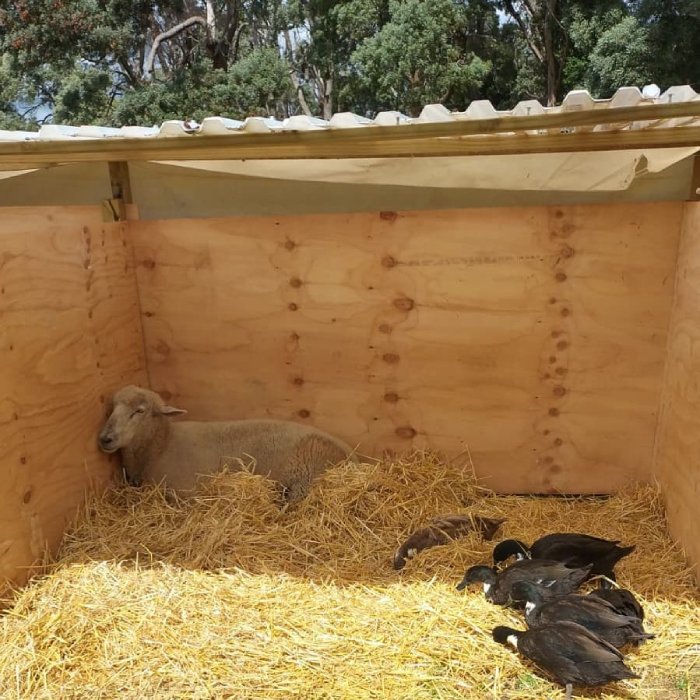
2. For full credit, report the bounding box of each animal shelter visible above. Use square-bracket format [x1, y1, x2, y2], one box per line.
[0, 86, 699, 698]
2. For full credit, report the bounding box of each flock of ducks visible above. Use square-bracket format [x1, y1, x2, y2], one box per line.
[456, 533, 652, 699]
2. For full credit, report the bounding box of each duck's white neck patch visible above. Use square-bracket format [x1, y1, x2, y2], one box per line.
[525, 601, 536, 615]
[483, 583, 492, 594]
[506, 634, 519, 649]
[515, 553, 526, 561]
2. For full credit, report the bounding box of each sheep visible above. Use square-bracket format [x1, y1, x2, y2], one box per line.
[98, 385, 357, 500]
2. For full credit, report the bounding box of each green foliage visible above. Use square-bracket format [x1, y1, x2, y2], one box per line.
[564, 4, 628, 91]
[112, 47, 294, 125]
[631, 0, 700, 87]
[351, 0, 491, 116]
[0, 54, 27, 129]
[54, 68, 115, 125]
[586, 16, 653, 97]
[0, 0, 697, 127]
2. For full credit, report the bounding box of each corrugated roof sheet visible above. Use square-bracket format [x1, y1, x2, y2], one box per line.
[0, 85, 698, 143]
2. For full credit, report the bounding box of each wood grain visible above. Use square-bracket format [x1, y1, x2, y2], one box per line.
[131, 202, 681, 494]
[1, 102, 699, 166]
[653, 202, 700, 580]
[0, 206, 147, 589]
[2, 127, 699, 166]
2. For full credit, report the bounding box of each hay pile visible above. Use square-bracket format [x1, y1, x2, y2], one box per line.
[0, 454, 698, 699]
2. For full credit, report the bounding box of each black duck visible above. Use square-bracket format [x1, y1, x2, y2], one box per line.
[511, 581, 654, 648]
[492, 621, 640, 700]
[492, 533, 635, 577]
[456, 559, 592, 605]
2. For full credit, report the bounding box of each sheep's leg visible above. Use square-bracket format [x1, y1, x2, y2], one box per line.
[284, 481, 310, 503]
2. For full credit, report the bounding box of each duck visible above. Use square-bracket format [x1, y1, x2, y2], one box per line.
[492, 533, 635, 577]
[492, 621, 640, 700]
[588, 580, 645, 621]
[456, 559, 592, 605]
[510, 581, 655, 648]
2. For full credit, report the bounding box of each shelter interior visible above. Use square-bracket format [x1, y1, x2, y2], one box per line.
[1, 100, 699, 589]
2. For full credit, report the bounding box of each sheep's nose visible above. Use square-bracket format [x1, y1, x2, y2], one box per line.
[99, 434, 114, 450]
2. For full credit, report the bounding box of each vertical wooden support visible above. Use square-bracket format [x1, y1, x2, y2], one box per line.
[104, 161, 134, 222]
[689, 155, 700, 201]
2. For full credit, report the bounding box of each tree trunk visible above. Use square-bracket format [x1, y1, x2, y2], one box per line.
[283, 28, 314, 117]
[543, 0, 559, 106]
[322, 77, 333, 120]
[143, 16, 206, 78]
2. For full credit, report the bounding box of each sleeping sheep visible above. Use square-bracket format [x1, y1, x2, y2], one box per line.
[98, 385, 356, 500]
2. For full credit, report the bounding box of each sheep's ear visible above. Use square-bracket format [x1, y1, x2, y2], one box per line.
[158, 405, 187, 416]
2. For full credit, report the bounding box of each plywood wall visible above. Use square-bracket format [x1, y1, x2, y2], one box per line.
[653, 202, 700, 580]
[132, 202, 681, 494]
[0, 206, 147, 589]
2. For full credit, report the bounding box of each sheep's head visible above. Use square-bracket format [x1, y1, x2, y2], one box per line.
[98, 385, 186, 455]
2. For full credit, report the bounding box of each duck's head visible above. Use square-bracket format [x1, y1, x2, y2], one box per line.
[510, 580, 547, 604]
[492, 539, 530, 566]
[492, 625, 522, 649]
[456, 565, 497, 591]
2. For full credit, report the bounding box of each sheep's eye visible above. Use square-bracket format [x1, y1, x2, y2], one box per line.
[131, 407, 146, 418]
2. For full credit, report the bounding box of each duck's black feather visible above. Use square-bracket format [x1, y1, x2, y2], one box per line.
[493, 621, 640, 690]
[588, 587, 645, 621]
[512, 583, 654, 648]
[493, 533, 635, 577]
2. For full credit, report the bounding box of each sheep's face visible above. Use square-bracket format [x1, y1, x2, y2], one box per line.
[98, 385, 186, 453]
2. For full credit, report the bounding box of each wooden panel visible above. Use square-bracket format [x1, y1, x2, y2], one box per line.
[653, 202, 700, 579]
[0, 206, 147, 589]
[1, 102, 699, 165]
[132, 202, 681, 493]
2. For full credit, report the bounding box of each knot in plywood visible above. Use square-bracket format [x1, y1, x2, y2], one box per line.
[560, 245, 575, 258]
[393, 297, 415, 312]
[395, 426, 417, 439]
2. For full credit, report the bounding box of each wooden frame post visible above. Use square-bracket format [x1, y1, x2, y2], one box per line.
[104, 161, 134, 222]
[690, 155, 700, 201]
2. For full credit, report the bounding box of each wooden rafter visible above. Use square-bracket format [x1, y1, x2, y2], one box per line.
[0, 101, 699, 165]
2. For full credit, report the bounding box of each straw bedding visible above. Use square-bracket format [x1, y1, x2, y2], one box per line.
[0, 454, 698, 699]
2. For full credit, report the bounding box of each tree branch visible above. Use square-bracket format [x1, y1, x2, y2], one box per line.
[224, 2, 241, 46]
[503, 0, 544, 63]
[205, 0, 216, 37]
[117, 55, 139, 87]
[289, 70, 314, 117]
[144, 16, 206, 78]
[283, 27, 314, 117]
[229, 21, 247, 64]
[323, 76, 333, 120]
